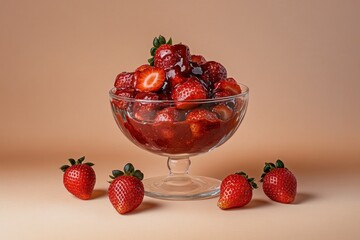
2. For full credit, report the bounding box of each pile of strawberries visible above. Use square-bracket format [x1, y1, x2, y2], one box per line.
[112, 35, 242, 121]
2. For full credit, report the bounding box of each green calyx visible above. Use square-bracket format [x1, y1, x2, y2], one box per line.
[235, 171, 258, 189]
[108, 163, 144, 183]
[260, 159, 285, 182]
[148, 35, 173, 66]
[60, 156, 94, 172]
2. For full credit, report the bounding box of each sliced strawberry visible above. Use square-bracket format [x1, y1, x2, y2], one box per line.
[135, 64, 151, 72]
[154, 44, 180, 70]
[135, 67, 165, 92]
[201, 61, 227, 85]
[114, 72, 135, 89]
[213, 78, 242, 95]
[171, 77, 208, 109]
[186, 108, 219, 138]
[212, 104, 233, 121]
[191, 55, 206, 65]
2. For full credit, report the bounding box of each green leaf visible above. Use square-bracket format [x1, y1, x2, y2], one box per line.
[251, 182, 258, 189]
[68, 158, 76, 166]
[77, 156, 85, 164]
[60, 165, 69, 172]
[153, 37, 160, 48]
[158, 35, 166, 44]
[150, 47, 157, 56]
[264, 163, 271, 173]
[112, 170, 124, 178]
[124, 163, 135, 175]
[84, 162, 94, 167]
[148, 57, 154, 66]
[167, 37, 172, 45]
[133, 170, 144, 180]
[269, 163, 276, 168]
[276, 159, 285, 168]
[248, 178, 255, 182]
[109, 175, 115, 179]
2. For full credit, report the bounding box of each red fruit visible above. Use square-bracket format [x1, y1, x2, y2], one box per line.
[171, 77, 208, 109]
[135, 66, 165, 92]
[261, 160, 297, 204]
[173, 43, 191, 74]
[191, 55, 206, 65]
[154, 107, 184, 122]
[112, 89, 136, 109]
[212, 90, 232, 99]
[154, 44, 180, 70]
[201, 61, 227, 85]
[186, 108, 219, 138]
[213, 78, 241, 95]
[60, 156, 96, 200]
[108, 163, 144, 214]
[132, 92, 160, 121]
[212, 104, 233, 121]
[114, 72, 135, 89]
[218, 172, 257, 210]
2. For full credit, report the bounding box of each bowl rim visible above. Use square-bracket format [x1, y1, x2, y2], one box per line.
[109, 83, 249, 103]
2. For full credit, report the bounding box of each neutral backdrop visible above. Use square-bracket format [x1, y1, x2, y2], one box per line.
[1, 0, 359, 239]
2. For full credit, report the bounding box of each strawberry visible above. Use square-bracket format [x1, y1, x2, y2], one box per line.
[112, 88, 136, 109]
[191, 55, 206, 65]
[212, 104, 233, 121]
[60, 156, 96, 200]
[171, 77, 208, 109]
[108, 163, 144, 214]
[260, 159, 297, 204]
[148, 35, 173, 66]
[132, 92, 160, 121]
[154, 44, 180, 71]
[186, 108, 219, 138]
[218, 172, 257, 209]
[114, 72, 135, 89]
[135, 66, 165, 92]
[213, 78, 241, 95]
[135, 64, 151, 72]
[201, 61, 227, 85]
[154, 107, 184, 122]
[173, 43, 191, 74]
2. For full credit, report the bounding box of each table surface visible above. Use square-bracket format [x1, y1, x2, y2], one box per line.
[1, 153, 359, 240]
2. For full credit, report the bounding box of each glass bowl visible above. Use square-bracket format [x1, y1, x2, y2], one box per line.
[109, 83, 249, 200]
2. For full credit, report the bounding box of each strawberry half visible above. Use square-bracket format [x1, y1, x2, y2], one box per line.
[218, 172, 257, 210]
[60, 156, 96, 200]
[135, 66, 165, 92]
[191, 55, 206, 65]
[260, 159, 297, 204]
[213, 78, 241, 95]
[186, 108, 219, 138]
[212, 104, 233, 121]
[108, 163, 144, 214]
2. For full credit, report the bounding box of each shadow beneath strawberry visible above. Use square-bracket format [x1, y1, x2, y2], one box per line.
[91, 189, 107, 199]
[127, 201, 162, 215]
[293, 193, 315, 204]
[244, 199, 271, 209]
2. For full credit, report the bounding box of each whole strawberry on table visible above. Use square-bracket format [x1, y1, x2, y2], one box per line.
[108, 163, 145, 214]
[260, 159, 297, 204]
[60, 156, 96, 200]
[218, 171, 258, 210]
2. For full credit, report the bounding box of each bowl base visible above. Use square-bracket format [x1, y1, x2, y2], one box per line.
[143, 175, 221, 200]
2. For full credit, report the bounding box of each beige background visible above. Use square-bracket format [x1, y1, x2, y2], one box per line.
[1, 0, 360, 239]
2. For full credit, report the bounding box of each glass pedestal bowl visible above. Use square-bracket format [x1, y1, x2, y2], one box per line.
[109, 83, 249, 200]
